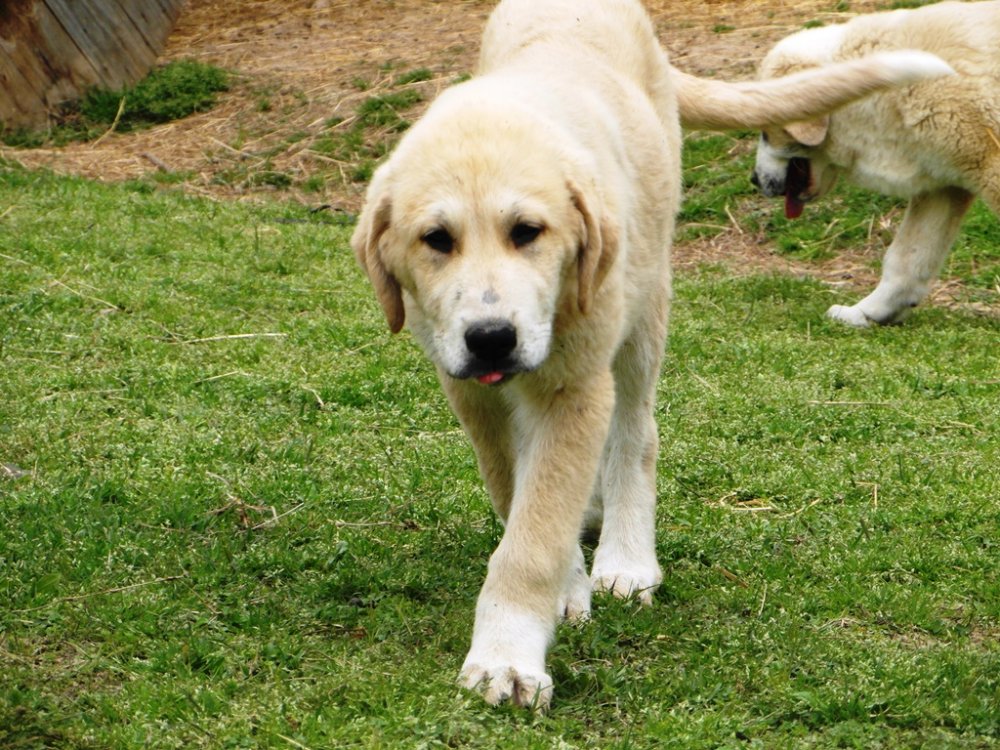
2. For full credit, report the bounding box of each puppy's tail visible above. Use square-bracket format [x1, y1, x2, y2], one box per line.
[674, 51, 954, 130]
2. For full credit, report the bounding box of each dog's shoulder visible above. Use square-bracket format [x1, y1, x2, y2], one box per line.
[763, 24, 846, 74]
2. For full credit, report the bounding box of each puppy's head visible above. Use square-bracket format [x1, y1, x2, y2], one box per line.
[352, 91, 617, 385]
[750, 38, 842, 219]
[751, 120, 840, 219]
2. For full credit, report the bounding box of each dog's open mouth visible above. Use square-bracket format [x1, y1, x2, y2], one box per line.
[477, 372, 506, 385]
[784, 157, 811, 219]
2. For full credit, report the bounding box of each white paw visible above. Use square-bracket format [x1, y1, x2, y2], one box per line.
[591, 552, 662, 605]
[559, 546, 592, 621]
[458, 606, 554, 710]
[826, 304, 872, 328]
[458, 662, 553, 710]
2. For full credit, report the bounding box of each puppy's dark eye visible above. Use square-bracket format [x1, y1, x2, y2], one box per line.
[510, 223, 542, 248]
[422, 228, 454, 254]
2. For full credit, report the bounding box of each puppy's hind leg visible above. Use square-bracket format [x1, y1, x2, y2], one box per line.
[590, 294, 668, 605]
[559, 542, 592, 622]
[976, 159, 1000, 240]
[827, 187, 973, 326]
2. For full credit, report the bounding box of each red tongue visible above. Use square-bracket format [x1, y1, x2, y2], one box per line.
[785, 194, 805, 219]
[784, 157, 811, 220]
[477, 372, 504, 385]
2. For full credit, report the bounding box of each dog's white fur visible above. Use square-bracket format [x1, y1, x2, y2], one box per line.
[753, 0, 1000, 327]
[352, 0, 955, 709]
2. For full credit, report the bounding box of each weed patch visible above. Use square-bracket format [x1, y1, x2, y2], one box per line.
[81, 60, 230, 127]
[1, 60, 229, 148]
[309, 85, 425, 186]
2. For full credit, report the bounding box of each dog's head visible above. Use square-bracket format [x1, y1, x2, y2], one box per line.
[751, 119, 840, 219]
[750, 34, 843, 219]
[351, 88, 618, 385]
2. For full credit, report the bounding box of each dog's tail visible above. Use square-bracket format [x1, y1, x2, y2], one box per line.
[673, 51, 954, 130]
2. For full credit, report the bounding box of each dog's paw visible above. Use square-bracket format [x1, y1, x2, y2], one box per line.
[559, 563, 592, 622]
[558, 545, 591, 621]
[591, 555, 662, 605]
[459, 605, 554, 709]
[458, 662, 553, 710]
[826, 304, 872, 328]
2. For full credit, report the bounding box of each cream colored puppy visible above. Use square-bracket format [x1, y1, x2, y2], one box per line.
[353, 0, 953, 709]
[753, 1, 998, 327]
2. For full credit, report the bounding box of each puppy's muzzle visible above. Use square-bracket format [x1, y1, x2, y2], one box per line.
[750, 168, 785, 199]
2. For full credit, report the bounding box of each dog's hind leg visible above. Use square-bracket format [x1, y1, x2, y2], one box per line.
[977, 158, 1000, 230]
[827, 186, 973, 326]
[590, 291, 669, 604]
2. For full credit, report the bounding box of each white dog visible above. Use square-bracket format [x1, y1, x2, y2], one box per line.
[353, 0, 952, 709]
[751, 1, 1000, 327]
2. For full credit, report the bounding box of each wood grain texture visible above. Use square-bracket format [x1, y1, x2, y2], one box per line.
[0, 0, 186, 128]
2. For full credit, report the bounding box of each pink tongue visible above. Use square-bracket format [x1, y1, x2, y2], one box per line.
[477, 372, 504, 385]
[785, 194, 805, 219]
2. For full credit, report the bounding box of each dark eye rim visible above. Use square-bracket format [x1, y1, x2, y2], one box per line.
[421, 228, 454, 254]
[510, 222, 543, 248]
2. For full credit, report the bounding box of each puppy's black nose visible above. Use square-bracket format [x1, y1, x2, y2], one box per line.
[465, 319, 517, 361]
[750, 171, 760, 188]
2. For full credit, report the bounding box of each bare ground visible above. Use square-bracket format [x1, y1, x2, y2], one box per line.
[1, 0, 995, 312]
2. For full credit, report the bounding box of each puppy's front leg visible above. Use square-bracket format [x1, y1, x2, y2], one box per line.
[458, 370, 615, 710]
[443, 374, 590, 620]
[441, 374, 515, 521]
[828, 187, 973, 326]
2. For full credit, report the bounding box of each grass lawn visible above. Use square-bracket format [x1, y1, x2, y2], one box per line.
[1, 141, 999, 749]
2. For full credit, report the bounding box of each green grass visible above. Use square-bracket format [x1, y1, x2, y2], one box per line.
[80, 60, 230, 129]
[1, 60, 230, 148]
[310, 83, 426, 186]
[1, 139, 999, 749]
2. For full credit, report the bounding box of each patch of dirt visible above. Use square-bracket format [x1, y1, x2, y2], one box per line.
[0, 0, 994, 314]
[675, 229, 993, 316]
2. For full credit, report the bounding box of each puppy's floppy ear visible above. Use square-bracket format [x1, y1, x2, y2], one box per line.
[569, 179, 619, 314]
[785, 116, 829, 147]
[351, 182, 405, 334]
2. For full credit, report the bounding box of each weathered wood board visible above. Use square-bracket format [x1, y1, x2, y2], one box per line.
[0, 0, 186, 129]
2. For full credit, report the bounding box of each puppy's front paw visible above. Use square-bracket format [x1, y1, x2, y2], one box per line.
[459, 605, 554, 709]
[458, 662, 553, 710]
[591, 552, 662, 605]
[826, 304, 873, 328]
